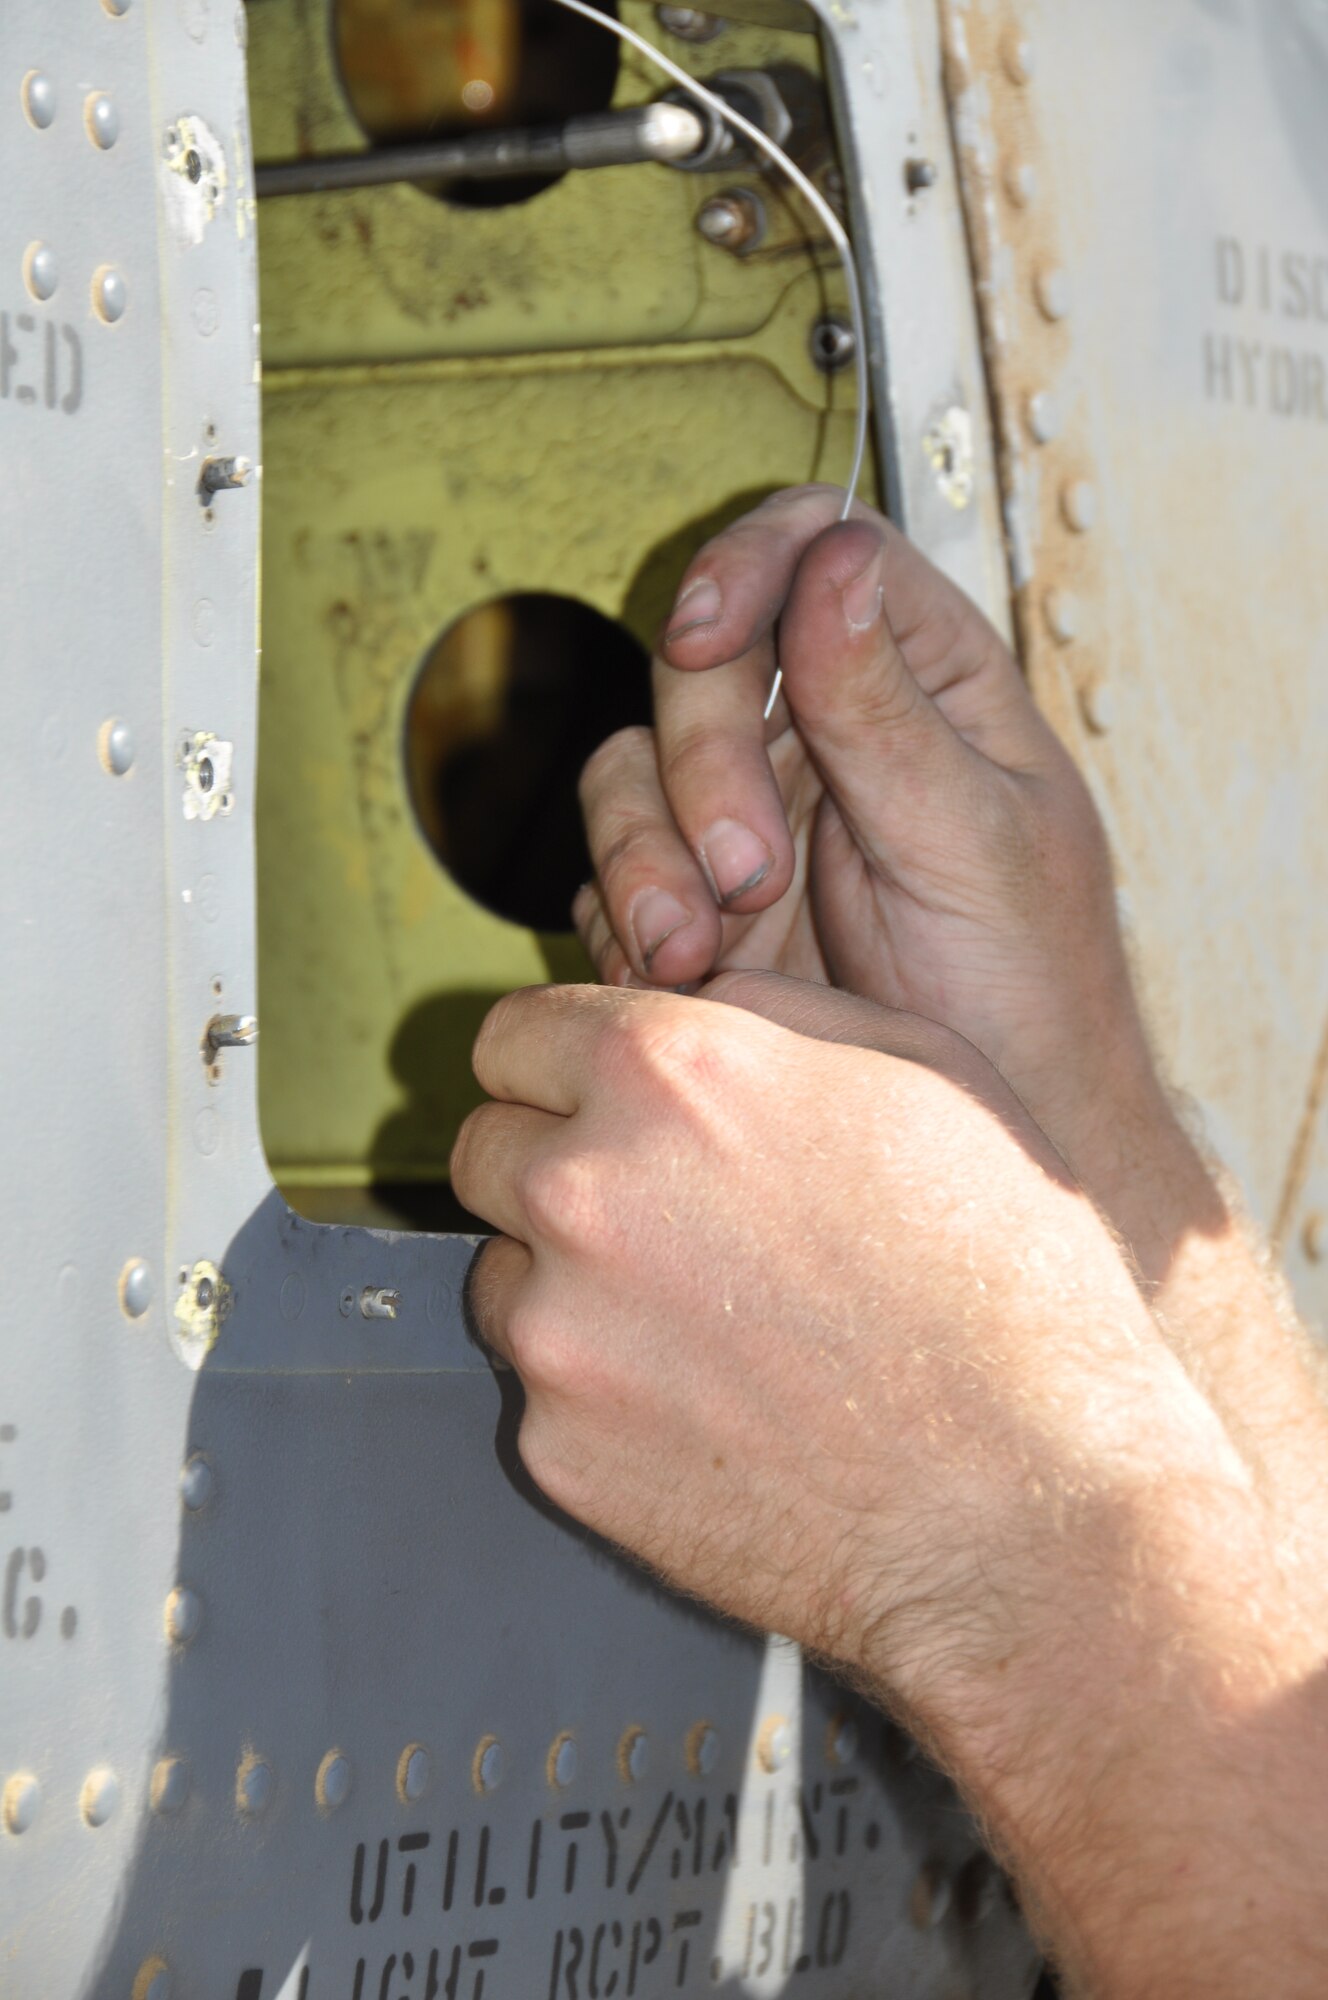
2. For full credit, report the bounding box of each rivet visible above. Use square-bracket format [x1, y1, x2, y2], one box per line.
[1035, 265, 1071, 322]
[86, 93, 121, 150]
[827, 1714, 859, 1766]
[473, 1736, 504, 1796]
[22, 72, 57, 130]
[317, 1750, 352, 1811]
[163, 1585, 202, 1646]
[911, 1859, 954, 1928]
[656, 4, 725, 41]
[696, 189, 765, 255]
[179, 1454, 213, 1511]
[1303, 1212, 1326, 1264]
[23, 243, 59, 304]
[1003, 159, 1037, 207]
[93, 267, 128, 324]
[686, 1721, 720, 1777]
[1026, 389, 1061, 443]
[236, 1754, 274, 1816]
[904, 157, 938, 194]
[548, 1732, 579, 1790]
[1078, 676, 1114, 736]
[132, 1960, 171, 2000]
[757, 1715, 793, 1774]
[2, 1772, 40, 1835]
[150, 1756, 190, 1814]
[1043, 588, 1080, 646]
[1002, 33, 1036, 83]
[397, 1743, 431, 1804]
[81, 1766, 121, 1828]
[1060, 479, 1098, 533]
[99, 718, 135, 776]
[118, 1258, 153, 1318]
[617, 1725, 650, 1785]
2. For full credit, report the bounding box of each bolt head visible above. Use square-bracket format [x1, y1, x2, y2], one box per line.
[119, 1258, 153, 1317]
[3, 1773, 40, 1835]
[150, 1757, 190, 1815]
[810, 315, 856, 374]
[87, 94, 120, 150]
[23, 73, 57, 130]
[81, 1766, 121, 1828]
[317, 1751, 352, 1810]
[696, 192, 762, 253]
[24, 243, 59, 304]
[1060, 479, 1098, 533]
[164, 1586, 202, 1645]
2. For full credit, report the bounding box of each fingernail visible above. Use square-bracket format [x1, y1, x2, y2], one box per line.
[629, 886, 693, 969]
[841, 552, 884, 633]
[699, 819, 773, 904]
[665, 575, 722, 641]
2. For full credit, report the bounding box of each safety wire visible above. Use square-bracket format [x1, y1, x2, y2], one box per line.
[548, 0, 870, 717]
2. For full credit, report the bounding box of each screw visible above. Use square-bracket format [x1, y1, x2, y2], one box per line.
[549, 1732, 579, 1789]
[2, 1773, 40, 1835]
[195, 1275, 215, 1310]
[696, 189, 765, 254]
[656, 5, 725, 41]
[81, 1767, 121, 1828]
[758, 1715, 793, 1773]
[398, 1744, 431, 1803]
[196, 757, 215, 795]
[686, 1721, 720, 1777]
[904, 157, 938, 194]
[1060, 479, 1098, 533]
[1043, 588, 1080, 646]
[86, 94, 121, 150]
[1035, 265, 1071, 322]
[1026, 389, 1061, 443]
[179, 1454, 213, 1511]
[236, 1756, 274, 1816]
[618, 1726, 650, 1784]
[200, 455, 252, 495]
[1302, 1211, 1326, 1264]
[119, 1259, 153, 1318]
[22, 73, 57, 130]
[185, 148, 203, 183]
[810, 315, 856, 374]
[164, 1586, 202, 1645]
[474, 1736, 504, 1795]
[24, 243, 59, 303]
[317, 1750, 352, 1810]
[150, 1757, 190, 1815]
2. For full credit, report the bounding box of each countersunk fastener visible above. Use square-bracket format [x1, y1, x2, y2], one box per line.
[1301, 1211, 1325, 1263]
[548, 1732, 579, 1789]
[810, 315, 856, 374]
[696, 189, 765, 254]
[81, 1766, 121, 1828]
[1060, 479, 1098, 533]
[23, 243, 59, 303]
[656, 5, 725, 41]
[757, 1715, 793, 1773]
[119, 1259, 153, 1318]
[910, 1858, 954, 1929]
[22, 73, 57, 130]
[686, 1720, 720, 1777]
[473, 1736, 504, 1795]
[2, 1772, 40, 1835]
[1043, 588, 1080, 646]
[904, 157, 938, 194]
[617, 1725, 650, 1784]
[86, 93, 121, 150]
[1026, 389, 1061, 444]
[398, 1743, 431, 1803]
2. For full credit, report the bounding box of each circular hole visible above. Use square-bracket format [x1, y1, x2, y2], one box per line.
[334, 0, 621, 208]
[405, 593, 651, 933]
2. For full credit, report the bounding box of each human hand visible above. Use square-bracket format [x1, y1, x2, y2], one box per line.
[574, 485, 1167, 1256]
[455, 978, 1328, 1998]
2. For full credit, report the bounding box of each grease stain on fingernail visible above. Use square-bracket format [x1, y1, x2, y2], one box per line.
[630, 886, 692, 970]
[699, 819, 773, 904]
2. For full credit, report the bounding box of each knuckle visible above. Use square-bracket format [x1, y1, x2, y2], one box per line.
[579, 726, 654, 807]
[519, 1149, 605, 1249]
[612, 1002, 730, 1105]
[508, 1305, 578, 1398]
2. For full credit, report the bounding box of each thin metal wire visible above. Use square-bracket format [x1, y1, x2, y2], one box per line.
[547, 0, 869, 717]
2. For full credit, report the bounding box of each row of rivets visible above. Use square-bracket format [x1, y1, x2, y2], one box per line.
[21, 75, 120, 147]
[21, 243, 127, 322]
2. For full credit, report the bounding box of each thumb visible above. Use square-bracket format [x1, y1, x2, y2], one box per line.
[776, 520, 980, 862]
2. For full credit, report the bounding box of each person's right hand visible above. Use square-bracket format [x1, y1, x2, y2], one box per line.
[573, 485, 1183, 1269]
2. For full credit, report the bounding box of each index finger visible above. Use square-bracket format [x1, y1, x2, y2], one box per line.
[472, 983, 638, 1114]
[660, 484, 880, 674]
